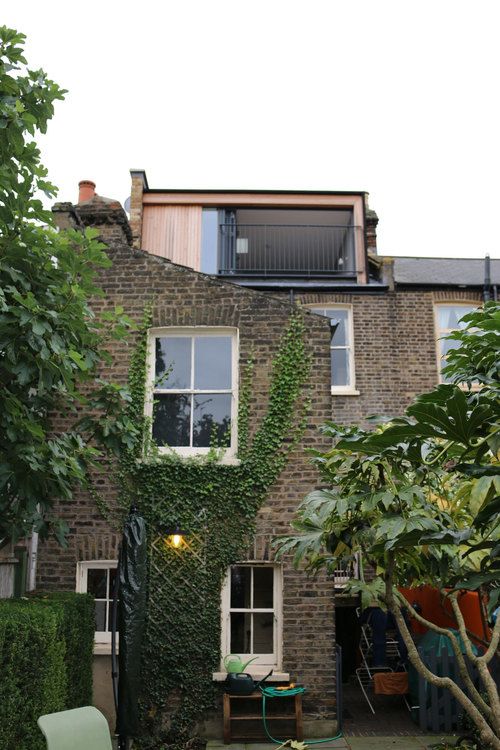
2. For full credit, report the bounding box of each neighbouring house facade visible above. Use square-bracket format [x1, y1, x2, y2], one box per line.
[30, 173, 499, 737]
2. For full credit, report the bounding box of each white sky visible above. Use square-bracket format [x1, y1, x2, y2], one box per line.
[5, 0, 500, 258]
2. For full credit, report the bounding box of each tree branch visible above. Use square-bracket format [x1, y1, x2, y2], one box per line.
[385, 557, 500, 749]
[449, 594, 500, 737]
[396, 591, 492, 721]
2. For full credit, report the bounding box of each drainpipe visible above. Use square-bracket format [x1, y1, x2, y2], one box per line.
[26, 530, 39, 591]
[483, 254, 491, 302]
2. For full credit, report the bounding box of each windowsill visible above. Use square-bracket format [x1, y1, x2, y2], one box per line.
[136, 454, 241, 466]
[213, 671, 289, 682]
[93, 643, 115, 656]
[331, 387, 360, 396]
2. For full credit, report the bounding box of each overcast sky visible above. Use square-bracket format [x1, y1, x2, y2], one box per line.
[5, 1, 500, 258]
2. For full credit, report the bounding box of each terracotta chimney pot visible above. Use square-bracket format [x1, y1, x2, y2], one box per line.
[78, 180, 96, 203]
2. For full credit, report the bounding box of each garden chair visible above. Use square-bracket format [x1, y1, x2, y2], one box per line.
[38, 706, 112, 750]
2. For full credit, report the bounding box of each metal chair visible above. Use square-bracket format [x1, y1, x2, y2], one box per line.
[356, 619, 411, 713]
[38, 706, 113, 750]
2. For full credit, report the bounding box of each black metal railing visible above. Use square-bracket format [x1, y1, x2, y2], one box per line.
[218, 223, 359, 277]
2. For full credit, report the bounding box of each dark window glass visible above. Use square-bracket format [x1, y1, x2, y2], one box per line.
[231, 566, 251, 608]
[95, 600, 106, 632]
[253, 613, 274, 653]
[87, 568, 107, 599]
[230, 612, 251, 653]
[153, 394, 190, 446]
[253, 568, 274, 608]
[107, 602, 117, 633]
[194, 337, 232, 390]
[108, 568, 117, 599]
[192, 394, 231, 447]
[155, 337, 191, 389]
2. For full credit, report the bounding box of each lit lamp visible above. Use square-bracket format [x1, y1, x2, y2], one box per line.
[163, 523, 188, 549]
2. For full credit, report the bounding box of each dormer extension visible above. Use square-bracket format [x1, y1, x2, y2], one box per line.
[129, 170, 371, 286]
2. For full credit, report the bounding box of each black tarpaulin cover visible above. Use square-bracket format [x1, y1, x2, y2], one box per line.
[116, 508, 147, 738]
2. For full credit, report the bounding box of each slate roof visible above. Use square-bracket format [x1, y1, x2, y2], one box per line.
[389, 256, 500, 287]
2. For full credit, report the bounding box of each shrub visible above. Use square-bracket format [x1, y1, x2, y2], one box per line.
[34, 592, 95, 708]
[0, 600, 66, 750]
[0, 593, 95, 749]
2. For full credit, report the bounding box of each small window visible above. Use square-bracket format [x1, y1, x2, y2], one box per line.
[309, 306, 356, 393]
[435, 304, 476, 382]
[77, 561, 117, 644]
[221, 564, 282, 668]
[146, 328, 238, 457]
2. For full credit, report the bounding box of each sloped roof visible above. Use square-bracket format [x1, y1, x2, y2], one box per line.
[390, 256, 500, 286]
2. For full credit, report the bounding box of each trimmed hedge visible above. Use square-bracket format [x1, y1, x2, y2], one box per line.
[0, 593, 95, 750]
[35, 592, 95, 708]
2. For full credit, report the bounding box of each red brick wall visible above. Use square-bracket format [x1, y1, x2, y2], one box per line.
[39, 202, 336, 724]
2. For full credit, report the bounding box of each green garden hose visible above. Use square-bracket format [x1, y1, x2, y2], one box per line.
[260, 686, 344, 744]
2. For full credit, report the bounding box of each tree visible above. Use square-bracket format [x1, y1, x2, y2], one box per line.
[0, 26, 138, 547]
[278, 302, 500, 748]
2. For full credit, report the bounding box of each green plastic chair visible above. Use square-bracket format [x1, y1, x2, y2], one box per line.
[37, 706, 112, 750]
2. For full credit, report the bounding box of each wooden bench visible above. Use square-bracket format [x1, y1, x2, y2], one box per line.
[223, 691, 303, 744]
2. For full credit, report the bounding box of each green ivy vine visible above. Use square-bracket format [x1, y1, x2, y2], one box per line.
[118, 306, 311, 749]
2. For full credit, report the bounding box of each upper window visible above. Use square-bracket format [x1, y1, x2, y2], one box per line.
[221, 564, 282, 668]
[77, 561, 117, 644]
[309, 306, 356, 393]
[435, 304, 476, 382]
[147, 328, 238, 457]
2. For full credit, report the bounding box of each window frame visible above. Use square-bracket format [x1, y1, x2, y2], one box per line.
[221, 563, 283, 670]
[434, 303, 477, 383]
[146, 327, 239, 459]
[76, 560, 118, 645]
[306, 304, 358, 394]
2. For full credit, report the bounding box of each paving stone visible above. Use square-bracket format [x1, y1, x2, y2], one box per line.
[348, 738, 422, 748]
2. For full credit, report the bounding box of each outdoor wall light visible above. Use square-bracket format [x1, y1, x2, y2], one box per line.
[163, 524, 188, 549]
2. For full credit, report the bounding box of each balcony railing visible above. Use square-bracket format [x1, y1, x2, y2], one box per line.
[218, 223, 359, 277]
[332, 554, 360, 589]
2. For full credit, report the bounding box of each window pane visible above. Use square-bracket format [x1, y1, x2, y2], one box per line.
[155, 337, 191, 389]
[253, 568, 274, 608]
[107, 602, 117, 632]
[253, 613, 274, 653]
[87, 568, 107, 599]
[231, 566, 251, 608]
[95, 601, 106, 632]
[108, 568, 117, 599]
[441, 338, 460, 358]
[327, 309, 349, 347]
[309, 308, 326, 316]
[194, 337, 232, 390]
[230, 612, 251, 653]
[153, 394, 191, 446]
[192, 394, 231, 447]
[331, 348, 349, 386]
[438, 306, 474, 330]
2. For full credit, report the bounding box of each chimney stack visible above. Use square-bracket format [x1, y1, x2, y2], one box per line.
[78, 180, 96, 203]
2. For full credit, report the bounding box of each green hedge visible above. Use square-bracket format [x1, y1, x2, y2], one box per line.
[0, 593, 95, 750]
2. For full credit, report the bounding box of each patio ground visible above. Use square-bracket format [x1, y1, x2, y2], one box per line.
[207, 737, 456, 749]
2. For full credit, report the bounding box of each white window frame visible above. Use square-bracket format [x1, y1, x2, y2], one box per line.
[434, 303, 477, 383]
[76, 560, 118, 645]
[221, 563, 283, 670]
[307, 305, 358, 395]
[146, 327, 239, 459]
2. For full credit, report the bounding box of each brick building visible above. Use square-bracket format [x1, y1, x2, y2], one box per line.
[33, 174, 499, 737]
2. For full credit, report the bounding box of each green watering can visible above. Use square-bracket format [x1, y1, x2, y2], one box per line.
[223, 654, 258, 673]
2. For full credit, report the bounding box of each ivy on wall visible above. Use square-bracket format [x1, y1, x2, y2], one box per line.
[118, 307, 311, 749]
